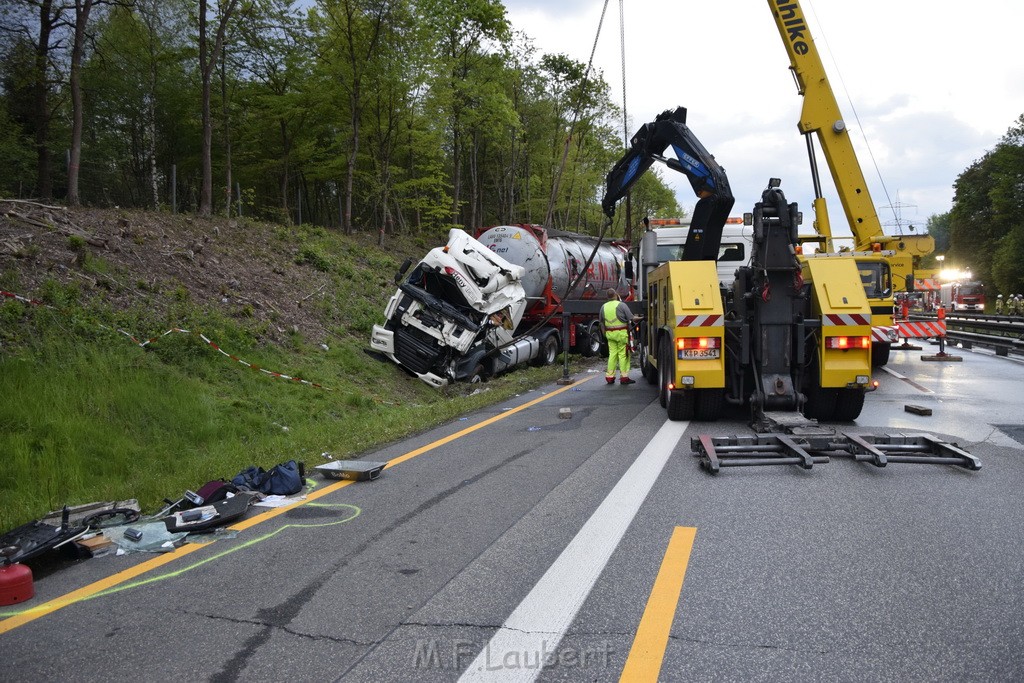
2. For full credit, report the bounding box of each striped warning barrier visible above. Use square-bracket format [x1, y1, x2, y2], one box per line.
[2, 289, 328, 389]
[898, 320, 946, 339]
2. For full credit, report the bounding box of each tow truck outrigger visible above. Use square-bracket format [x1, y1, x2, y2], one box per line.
[603, 107, 979, 473]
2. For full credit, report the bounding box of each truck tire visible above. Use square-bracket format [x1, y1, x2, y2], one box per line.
[803, 387, 837, 421]
[833, 388, 865, 421]
[871, 342, 890, 367]
[661, 344, 694, 420]
[642, 342, 657, 385]
[579, 321, 602, 357]
[694, 388, 723, 421]
[532, 333, 559, 367]
[666, 387, 695, 421]
[658, 342, 670, 407]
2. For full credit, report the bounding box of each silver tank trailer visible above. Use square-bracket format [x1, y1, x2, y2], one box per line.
[476, 225, 631, 302]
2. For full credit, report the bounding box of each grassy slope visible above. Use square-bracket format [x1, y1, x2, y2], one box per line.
[0, 213, 586, 529]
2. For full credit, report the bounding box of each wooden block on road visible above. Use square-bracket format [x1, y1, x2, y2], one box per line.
[904, 404, 933, 416]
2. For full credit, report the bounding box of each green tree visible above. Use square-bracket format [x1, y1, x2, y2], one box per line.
[418, 0, 510, 228]
[949, 114, 1024, 293]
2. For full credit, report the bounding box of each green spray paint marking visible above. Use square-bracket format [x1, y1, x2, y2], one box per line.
[0, 503, 361, 616]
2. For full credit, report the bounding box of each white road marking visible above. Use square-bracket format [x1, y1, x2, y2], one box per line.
[457, 419, 689, 682]
[880, 365, 934, 393]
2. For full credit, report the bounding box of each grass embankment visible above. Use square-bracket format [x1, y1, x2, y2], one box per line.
[0, 219, 587, 530]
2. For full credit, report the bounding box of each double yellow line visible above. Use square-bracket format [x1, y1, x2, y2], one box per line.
[0, 377, 589, 635]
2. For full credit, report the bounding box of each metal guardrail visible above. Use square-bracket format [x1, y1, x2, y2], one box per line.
[910, 312, 1024, 357]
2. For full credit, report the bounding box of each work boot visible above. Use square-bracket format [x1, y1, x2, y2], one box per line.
[605, 377, 616, 385]
[620, 377, 635, 385]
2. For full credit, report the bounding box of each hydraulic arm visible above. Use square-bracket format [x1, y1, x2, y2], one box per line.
[602, 107, 734, 261]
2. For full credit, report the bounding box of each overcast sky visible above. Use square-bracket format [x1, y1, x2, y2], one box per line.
[501, 0, 1024, 241]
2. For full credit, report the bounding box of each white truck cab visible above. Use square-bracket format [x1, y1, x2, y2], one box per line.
[631, 219, 753, 300]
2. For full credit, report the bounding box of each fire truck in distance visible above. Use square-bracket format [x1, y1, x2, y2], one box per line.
[939, 281, 986, 312]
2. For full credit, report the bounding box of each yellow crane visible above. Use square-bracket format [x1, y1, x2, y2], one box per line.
[769, 0, 934, 365]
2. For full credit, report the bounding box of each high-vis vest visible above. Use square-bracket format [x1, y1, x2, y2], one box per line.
[602, 300, 628, 331]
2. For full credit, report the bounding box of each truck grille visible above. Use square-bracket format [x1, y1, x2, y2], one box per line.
[394, 327, 444, 375]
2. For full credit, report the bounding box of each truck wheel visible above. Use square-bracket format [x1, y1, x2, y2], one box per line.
[579, 322, 602, 357]
[658, 343, 670, 407]
[533, 334, 559, 367]
[803, 387, 837, 421]
[642, 343, 657, 385]
[666, 388, 694, 421]
[833, 389, 865, 421]
[694, 389, 723, 421]
[871, 342, 890, 367]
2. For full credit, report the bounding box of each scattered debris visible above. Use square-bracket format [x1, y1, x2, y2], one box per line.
[315, 460, 386, 482]
[905, 404, 933, 416]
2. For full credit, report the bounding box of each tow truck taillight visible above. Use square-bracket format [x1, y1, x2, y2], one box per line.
[824, 336, 870, 350]
[676, 337, 721, 351]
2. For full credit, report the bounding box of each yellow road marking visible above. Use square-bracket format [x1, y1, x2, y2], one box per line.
[620, 526, 697, 682]
[0, 376, 590, 634]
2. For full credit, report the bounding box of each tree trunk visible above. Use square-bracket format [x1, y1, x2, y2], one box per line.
[280, 118, 291, 222]
[198, 0, 238, 217]
[343, 88, 359, 235]
[33, 0, 55, 199]
[67, 0, 94, 207]
[451, 125, 462, 227]
[221, 53, 232, 216]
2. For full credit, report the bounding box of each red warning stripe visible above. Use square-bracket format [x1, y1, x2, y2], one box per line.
[823, 313, 871, 326]
[675, 314, 722, 327]
[871, 327, 896, 342]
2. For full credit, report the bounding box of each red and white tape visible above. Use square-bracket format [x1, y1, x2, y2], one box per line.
[2, 289, 328, 389]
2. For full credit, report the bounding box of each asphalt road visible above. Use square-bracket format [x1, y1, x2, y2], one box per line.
[2, 343, 1023, 682]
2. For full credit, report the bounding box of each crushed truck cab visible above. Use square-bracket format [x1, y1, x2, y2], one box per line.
[369, 229, 528, 387]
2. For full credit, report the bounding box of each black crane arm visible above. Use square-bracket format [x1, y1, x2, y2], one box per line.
[602, 107, 735, 261]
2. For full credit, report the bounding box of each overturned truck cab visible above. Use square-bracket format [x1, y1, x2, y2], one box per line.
[370, 229, 530, 387]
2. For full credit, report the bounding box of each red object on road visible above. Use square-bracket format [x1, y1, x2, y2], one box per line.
[0, 560, 34, 605]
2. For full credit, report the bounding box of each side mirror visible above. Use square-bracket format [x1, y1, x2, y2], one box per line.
[395, 258, 412, 284]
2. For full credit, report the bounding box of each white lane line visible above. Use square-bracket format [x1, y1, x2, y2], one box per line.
[457, 419, 689, 683]
[880, 365, 934, 393]
[880, 366, 906, 379]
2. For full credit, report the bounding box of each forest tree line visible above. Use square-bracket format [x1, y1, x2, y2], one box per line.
[0, 0, 680, 239]
[1, 0, 1021, 295]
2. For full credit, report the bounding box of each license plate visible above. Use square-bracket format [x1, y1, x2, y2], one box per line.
[678, 349, 720, 359]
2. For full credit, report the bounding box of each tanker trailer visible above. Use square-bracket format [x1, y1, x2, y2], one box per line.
[370, 226, 633, 386]
[475, 224, 633, 359]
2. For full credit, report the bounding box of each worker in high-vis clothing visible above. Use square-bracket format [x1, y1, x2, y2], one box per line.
[601, 288, 638, 385]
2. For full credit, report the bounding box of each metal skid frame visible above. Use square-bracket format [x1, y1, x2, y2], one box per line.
[692, 432, 981, 474]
